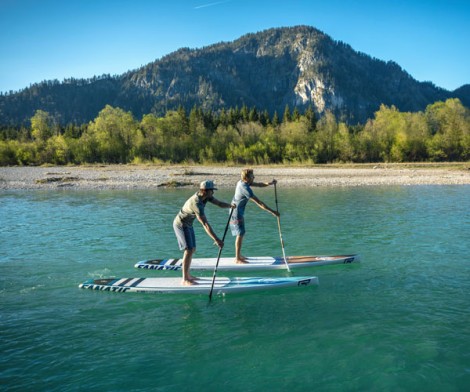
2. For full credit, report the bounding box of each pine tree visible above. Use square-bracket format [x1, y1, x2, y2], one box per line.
[282, 105, 291, 123]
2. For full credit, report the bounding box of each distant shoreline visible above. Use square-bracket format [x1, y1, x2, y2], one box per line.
[0, 163, 469, 190]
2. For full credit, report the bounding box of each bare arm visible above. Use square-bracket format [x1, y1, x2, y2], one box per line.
[196, 214, 223, 248]
[251, 179, 277, 188]
[209, 197, 233, 209]
[250, 196, 279, 217]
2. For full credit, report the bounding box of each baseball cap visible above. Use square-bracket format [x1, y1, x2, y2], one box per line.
[200, 180, 217, 190]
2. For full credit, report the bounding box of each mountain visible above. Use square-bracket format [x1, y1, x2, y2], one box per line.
[0, 25, 468, 126]
[453, 84, 470, 108]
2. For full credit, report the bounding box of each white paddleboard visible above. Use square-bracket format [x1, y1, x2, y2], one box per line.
[79, 276, 318, 295]
[135, 254, 360, 272]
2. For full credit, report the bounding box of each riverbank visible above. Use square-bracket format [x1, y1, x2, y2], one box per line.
[0, 163, 469, 190]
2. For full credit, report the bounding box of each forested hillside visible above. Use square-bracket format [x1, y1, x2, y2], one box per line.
[1, 26, 468, 127]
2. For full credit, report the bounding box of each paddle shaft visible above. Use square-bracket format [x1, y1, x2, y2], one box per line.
[209, 207, 234, 300]
[274, 182, 290, 272]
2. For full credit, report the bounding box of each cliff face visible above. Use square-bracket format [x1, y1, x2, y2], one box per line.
[0, 25, 466, 126]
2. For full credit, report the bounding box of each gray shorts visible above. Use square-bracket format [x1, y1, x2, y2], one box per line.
[173, 221, 196, 250]
[230, 217, 245, 236]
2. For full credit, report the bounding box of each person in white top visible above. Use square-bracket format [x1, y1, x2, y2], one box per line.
[230, 168, 279, 263]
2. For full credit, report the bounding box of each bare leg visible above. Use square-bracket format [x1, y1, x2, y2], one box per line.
[182, 248, 198, 285]
[235, 235, 248, 263]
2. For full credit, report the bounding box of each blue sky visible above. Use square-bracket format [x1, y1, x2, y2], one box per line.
[1, 0, 469, 94]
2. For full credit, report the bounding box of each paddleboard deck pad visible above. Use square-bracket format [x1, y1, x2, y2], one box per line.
[135, 254, 360, 271]
[79, 276, 318, 295]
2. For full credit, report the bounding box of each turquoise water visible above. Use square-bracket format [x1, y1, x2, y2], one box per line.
[1, 185, 469, 391]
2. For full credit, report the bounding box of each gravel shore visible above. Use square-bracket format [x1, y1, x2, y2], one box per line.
[0, 164, 469, 190]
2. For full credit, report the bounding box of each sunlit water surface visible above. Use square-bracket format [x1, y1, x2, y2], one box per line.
[1, 186, 469, 391]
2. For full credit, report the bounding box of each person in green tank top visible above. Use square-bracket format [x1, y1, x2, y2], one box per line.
[173, 180, 234, 285]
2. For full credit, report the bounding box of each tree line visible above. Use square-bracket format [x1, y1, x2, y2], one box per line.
[0, 98, 468, 166]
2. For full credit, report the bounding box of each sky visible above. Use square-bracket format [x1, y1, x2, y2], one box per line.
[1, 0, 469, 94]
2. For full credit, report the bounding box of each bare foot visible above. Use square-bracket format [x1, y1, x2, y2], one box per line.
[182, 279, 198, 286]
[235, 257, 249, 264]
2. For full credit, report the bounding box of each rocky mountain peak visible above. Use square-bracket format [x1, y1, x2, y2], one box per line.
[0, 25, 467, 126]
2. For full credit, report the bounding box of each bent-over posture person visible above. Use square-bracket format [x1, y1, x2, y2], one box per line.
[173, 180, 233, 285]
[230, 168, 279, 263]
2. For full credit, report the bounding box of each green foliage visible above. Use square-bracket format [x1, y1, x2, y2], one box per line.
[45, 135, 70, 165]
[314, 112, 340, 163]
[0, 140, 17, 165]
[425, 99, 470, 161]
[31, 110, 54, 142]
[1, 99, 469, 166]
[83, 105, 140, 163]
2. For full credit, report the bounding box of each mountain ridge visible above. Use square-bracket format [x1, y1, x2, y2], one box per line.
[0, 25, 468, 126]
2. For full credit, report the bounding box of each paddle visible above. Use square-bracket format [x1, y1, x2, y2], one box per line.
[274, 181, 291, 272]
[209, 206, 234, 301]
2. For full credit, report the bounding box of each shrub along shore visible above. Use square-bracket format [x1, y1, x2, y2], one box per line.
[0, 163, 469, 191]
[1, 99, 469, 167]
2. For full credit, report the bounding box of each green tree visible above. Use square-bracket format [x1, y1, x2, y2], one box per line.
[189, 106, 211, 161]
[0, 140, 17, 165]
[279, 118, 312, 162]
[84, 105, 140, 163]
[238, 122, 264, 146]
[227, 107, 240, 125]
[259, 110, 270, 126]
[304, 105, 317, 132]
[371, 105, 406, 162]
[240, 105, 249, 122]
[282, 105, 291, 123]
[335, 122, 354, 162]
[354, 120, 378, 162]
[292, 107, 301, 121]
[314, 111, 340, 163]
[425, 99, 470, 161]
[210, 124, 240, 162]
[31, 110, 53, 142]
[218, 108, 228, 127]
[272, 111, 280, 127]
[177, 106, 190, 134]
[155, 110, 195, 162]
[260, 124, 282, 163]
[248, 107, 259, 122]
[43, 135, 70, 164]
[391, 112, 429, 162]
[138, 114, 164, 161]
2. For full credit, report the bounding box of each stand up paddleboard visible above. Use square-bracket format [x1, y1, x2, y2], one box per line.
[79, 276, 318, 295]
[135, 254, 360, 272]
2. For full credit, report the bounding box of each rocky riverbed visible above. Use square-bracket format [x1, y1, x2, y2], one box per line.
[1, 163, 469, 191]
